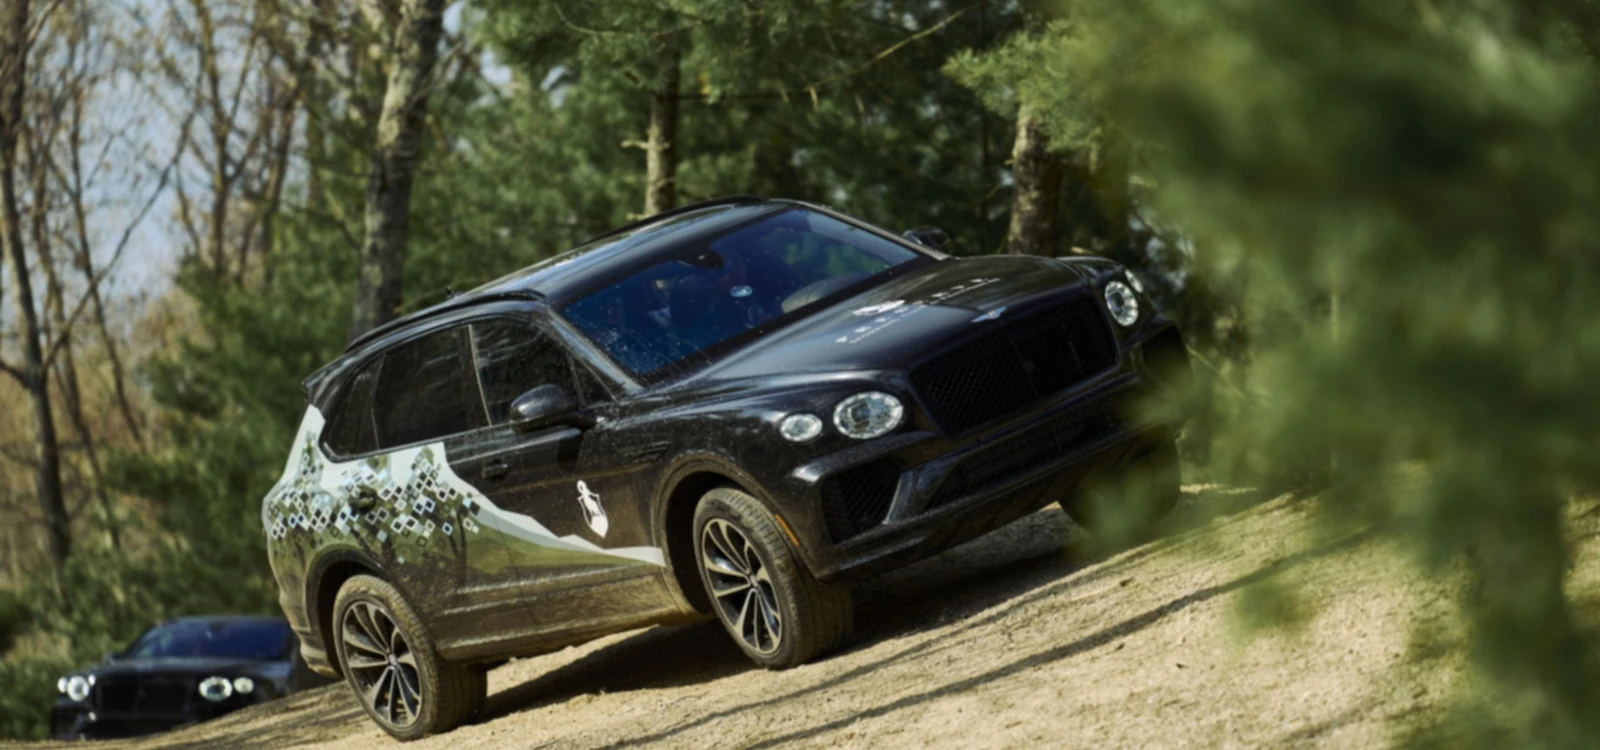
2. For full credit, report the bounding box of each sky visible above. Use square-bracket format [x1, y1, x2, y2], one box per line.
[89, 0, 508, 310]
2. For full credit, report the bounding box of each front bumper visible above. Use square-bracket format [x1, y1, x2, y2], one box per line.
[51, 696, 265, 740]
[775, 302, 1188, 582]
[787, 369, 1167, 582]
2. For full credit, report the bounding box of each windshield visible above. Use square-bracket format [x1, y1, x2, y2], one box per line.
[561, 208, 922, 377]
[123, 620, 292, 661]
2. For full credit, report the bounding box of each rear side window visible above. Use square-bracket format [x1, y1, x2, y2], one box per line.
[372, 327, 485, 448]
[323, 360, 380, 457]
[469, 319, 577, 424]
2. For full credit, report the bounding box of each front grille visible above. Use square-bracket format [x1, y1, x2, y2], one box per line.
[912, 296, 1117, 435]
[94, 676, 192, 714]
[819, 459, 901, 542]
[928, 400, 1121, 510]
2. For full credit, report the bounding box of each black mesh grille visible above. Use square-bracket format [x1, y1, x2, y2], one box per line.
[820, 460, 901, 542]
[928, 401, 1120, 510]
[912, 296, 1117, 436]
[93, 676, 192, 714]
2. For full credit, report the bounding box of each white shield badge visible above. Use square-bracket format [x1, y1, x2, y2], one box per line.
[577, 480, 609, 538]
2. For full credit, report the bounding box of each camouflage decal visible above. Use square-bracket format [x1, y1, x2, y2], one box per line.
[263, 408, 665, 567]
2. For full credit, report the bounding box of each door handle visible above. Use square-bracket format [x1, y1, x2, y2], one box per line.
[483, 459, 511, 481]
[349, 488, 378, 511]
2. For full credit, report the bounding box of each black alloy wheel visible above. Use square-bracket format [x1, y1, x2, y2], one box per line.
[692, 487, 853, 669]
[701, 518, 784, 655]
[341, 601, 423, 727]
[332, 575, 485, 741]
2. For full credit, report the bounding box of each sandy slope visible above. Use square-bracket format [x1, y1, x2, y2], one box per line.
[27, 490, 1480, 749]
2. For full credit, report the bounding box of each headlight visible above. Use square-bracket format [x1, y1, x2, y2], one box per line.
[198, 676, 233, 702]
[232, 676, 255, 695]
[64, 675, 91, 702]
[778, 413, 823, 443]
[1104, 280, 1139, 327]
[832, 392, 904, 439]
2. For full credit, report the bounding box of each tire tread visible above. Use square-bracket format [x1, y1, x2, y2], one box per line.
[695, 488, 853, 669]
[333, 575, 486, 741]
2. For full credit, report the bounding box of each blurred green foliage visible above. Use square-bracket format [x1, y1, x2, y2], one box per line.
[0, 658, 74, 740]
[952, 0, 1600, 745]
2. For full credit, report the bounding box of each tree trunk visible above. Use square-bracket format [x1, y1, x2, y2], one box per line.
[1093, 131, 1134, 258]
[65, 92, 143, 446]
[253, 82, 296, 285]
[0, 0, 72, 578]
[645, 37, 680, 216]
[348, 0, 447, 341]
[191, 0, 232, 277]
[1004, 105, 1064, 256]
[28, 126, 121, 552]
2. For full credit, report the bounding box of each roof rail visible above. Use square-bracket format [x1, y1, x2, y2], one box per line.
[342, 289, 543, 354]
[574, 195, 766, 248]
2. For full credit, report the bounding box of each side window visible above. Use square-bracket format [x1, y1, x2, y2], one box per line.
[469, 319, 574, 424]
[323, 360, 380, 456]
[372, 327, 484, 448]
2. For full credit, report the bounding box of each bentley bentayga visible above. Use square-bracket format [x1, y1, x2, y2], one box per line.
[262, 197, 1188, 740]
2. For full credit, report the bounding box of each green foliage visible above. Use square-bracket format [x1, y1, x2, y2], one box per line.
[0, 657, 73, 741]
[475, 0, 1018, 252]
[968, 0, 1600, 744]
[0, 589, 29, 653]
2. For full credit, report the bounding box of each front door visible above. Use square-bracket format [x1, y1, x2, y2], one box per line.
[462, 317, 673, 639]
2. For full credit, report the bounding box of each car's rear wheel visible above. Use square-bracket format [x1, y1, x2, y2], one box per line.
[1063, 438, 1182, 541]
[693, 487, 852, 669]
[332, 575, 484, 741]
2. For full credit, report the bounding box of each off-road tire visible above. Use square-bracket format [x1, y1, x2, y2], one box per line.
[332, 575, 485, 741]
[1064, 438, 1182, 538]
[693, 487, 853, 669]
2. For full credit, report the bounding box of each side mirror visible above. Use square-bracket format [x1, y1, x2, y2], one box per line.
[508, 384, 592, 433]
[902, 226, 951, 251]
[101, 652, 118, 664]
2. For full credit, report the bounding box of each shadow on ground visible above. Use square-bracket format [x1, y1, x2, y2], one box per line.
[158, 684, 365, 750]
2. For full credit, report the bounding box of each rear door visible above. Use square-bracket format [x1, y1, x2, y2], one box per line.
[350, 324, 529, 640]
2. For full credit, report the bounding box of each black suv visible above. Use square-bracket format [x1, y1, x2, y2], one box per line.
[52, 616, 318, 739]
[263, 197, 1188, 740]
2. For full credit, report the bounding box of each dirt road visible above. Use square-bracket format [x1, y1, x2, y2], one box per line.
[39, 490, 1477, 748]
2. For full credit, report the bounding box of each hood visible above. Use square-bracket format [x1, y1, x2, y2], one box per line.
[689, 254, 1092, 382]
[82, 656, 282, 679]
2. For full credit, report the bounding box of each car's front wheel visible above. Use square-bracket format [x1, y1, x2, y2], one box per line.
[693, 487, 853, 669]
[332, 575, 485, 741]
[1063, 438, 1182, 543]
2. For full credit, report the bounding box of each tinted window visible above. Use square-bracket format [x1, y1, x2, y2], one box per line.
[561, 209, 919, 377]
[373, 327, 484, 447]
[124, 620, 291, 661]
[469, 320, 573, 424]
[323, 360, 379, 456]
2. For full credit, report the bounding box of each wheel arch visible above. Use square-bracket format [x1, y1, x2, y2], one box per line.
[305, 550, 384, 678]
[655, 456, 774, 615]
